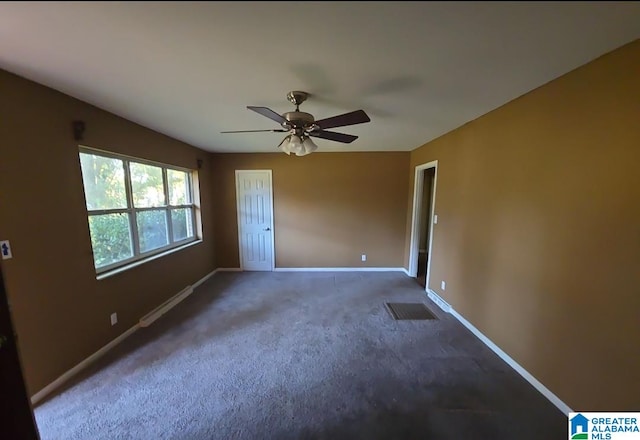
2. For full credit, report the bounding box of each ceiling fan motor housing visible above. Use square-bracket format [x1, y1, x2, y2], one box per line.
[282, 111, 315, 131]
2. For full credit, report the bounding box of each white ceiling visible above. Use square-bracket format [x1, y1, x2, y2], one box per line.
[1, 2, 639, 153]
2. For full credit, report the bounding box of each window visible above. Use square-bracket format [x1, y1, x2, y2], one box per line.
[78, 147, 198, 274]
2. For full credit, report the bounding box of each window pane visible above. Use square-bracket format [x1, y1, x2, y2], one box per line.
[130, 162, 165, 207]
[171, 208, 194, 242]
[168, 169, 191, 205]
[88, 213, 133, 268]
[137, 210, 168, 252]
[79, 153, 127, 210]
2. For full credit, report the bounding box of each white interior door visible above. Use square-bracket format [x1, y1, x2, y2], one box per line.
[236, 170, 274, 271]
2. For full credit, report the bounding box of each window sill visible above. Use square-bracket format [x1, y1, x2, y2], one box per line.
[96, 239, 203, 280]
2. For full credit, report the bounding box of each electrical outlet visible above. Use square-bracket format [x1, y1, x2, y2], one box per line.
[361, 254, 367, 262]
[110, 313, 118, 326]
[441, 281, 446, 291]
[433, 214, 438, 224]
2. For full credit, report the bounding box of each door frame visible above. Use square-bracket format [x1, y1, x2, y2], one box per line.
[235, 169, 275, 271]
[0, 261, 41, 439]
[408, 160, 438, 290]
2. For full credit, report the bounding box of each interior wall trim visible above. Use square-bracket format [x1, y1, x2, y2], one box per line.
[427, 289, 573, 416]
[30, 268, 217, 405]
[30, 324, 139, 405]
[273, 267, 408, 272]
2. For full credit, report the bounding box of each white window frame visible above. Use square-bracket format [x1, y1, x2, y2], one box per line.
[79, 146, 199, 275]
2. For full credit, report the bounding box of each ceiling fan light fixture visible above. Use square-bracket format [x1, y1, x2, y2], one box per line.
[289, 134, 303, 154]
[300, 137, 318, 156]
[278, 135, 292, 155]
[278, 133, 318, 156]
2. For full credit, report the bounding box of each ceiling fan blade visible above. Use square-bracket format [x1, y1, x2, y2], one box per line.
[247, 106, 287, 125]
[308, 130, 358, 144]
[221, 129, 287, 133]
[314, 109, 370, 130]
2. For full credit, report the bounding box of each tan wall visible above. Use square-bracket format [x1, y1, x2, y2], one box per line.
[212, 152, 409, 268]
[406, 40, 640, 410]
[0, 70, 216, 395]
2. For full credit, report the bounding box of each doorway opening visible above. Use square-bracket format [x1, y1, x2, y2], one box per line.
[408, 161, 438, 291]
[416, 168, 435, 287]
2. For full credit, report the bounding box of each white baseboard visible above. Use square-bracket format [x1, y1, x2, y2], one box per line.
[192, 269, 217, 289]
[402, 267, 410, 276]
[30, 323, 138, 405]
[31, 268, 217, 405]
[426, 289, 572, 415]
[274, 267, 407, 272]
[220, 267, 408, 274]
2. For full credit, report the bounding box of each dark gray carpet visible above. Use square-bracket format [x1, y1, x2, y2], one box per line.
[34, 272, 566, 439]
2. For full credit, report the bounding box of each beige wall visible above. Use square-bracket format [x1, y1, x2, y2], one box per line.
[406, 40, 640, 410]
[0, 70, 216, 395]
[212, 152, 409, 268]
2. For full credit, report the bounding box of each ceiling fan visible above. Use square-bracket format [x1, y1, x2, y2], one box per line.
[221, 91, 371, 156]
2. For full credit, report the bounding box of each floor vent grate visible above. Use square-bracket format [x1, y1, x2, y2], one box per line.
[385, 302, 437, 320]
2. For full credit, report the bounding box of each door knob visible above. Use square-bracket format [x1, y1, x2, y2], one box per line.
[264, 227, 271, 231]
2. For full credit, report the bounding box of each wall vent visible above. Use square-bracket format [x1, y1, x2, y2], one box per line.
[427, 289, 451, 313]
[139, 286, 193, 327]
